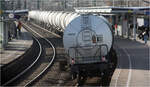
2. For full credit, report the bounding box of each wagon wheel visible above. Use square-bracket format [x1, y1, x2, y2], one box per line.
[101, 70, 110, 86]
[71, 73, 77, 80]
[77, 74, 82, 86]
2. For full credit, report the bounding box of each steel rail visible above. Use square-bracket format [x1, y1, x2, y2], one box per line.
[22, 23, 56, 87]
[3, 31, 42, 86]
[30, 22, 61, 38]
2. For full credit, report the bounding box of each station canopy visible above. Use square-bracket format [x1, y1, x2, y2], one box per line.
[4, 9, 28, 15]
[75, 6, 150, 15]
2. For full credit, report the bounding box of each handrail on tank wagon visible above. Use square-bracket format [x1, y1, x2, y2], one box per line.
[68, 44, 108, 64]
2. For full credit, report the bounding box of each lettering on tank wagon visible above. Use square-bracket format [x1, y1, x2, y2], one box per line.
[96, 35, 103, 43]
[92, 35, 104, 43]
[68, 33, 76, 36]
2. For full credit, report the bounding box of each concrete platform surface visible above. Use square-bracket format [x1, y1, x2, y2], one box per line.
[110, 37, 150, 87]
[0, 27, 33, 67]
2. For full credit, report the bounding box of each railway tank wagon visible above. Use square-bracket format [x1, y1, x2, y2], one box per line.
[28, 11, 114, 84]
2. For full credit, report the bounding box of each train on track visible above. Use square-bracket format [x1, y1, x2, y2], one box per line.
[28, 11, 114, 85]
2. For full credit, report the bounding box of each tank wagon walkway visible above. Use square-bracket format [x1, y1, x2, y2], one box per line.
[0, 27, 33, 67]
[110, 37, 150, 86]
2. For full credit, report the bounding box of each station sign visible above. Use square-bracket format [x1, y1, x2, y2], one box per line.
[8, 13, 14, 18]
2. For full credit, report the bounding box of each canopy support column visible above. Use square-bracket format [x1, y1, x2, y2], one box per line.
[133, 13, 136, 40]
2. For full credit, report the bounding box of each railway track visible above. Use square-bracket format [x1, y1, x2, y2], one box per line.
[1, 22, 56, 86]
[1, 32, 42, 86]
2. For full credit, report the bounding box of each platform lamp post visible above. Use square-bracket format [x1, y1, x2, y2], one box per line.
[24, 0, 27, 9]
[77, 0, 79, 7]
[17, 0, 21, 10]
[0, 0, 2, 49]
[64, 0, 67, 10]
[0, 0, 5, 49]
[61, 0, 67, 11]
[37, 0, 40, 10]
[93, 0, 96, 7]
[112, 0, 114, 7]
[133, 12, 137, 40]
[138, 0, 141, 7]
[0, 1, 3, 18]
[126, 0, 129, 7]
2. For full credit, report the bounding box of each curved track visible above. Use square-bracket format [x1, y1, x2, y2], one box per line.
[22, 22, 56, 86]
[2, 22, 56, 86]
[1, 33, 42, 86]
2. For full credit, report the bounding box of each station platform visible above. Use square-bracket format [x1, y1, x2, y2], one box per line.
[110, 36, 150, 86]
[0, 27, 33, 67]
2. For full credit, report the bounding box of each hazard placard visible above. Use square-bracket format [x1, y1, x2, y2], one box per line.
[128, 10, 133, 13]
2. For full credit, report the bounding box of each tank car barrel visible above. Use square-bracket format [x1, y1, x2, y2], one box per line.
[28, 10, 113, 59]
[28, 11, 114, 83]
[28, 11, 79, 31]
